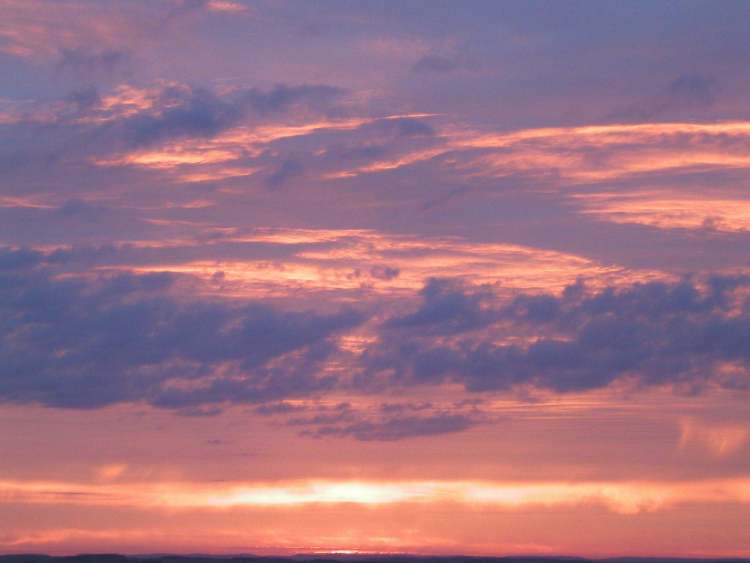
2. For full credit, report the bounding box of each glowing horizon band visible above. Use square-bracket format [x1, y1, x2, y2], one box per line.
[2, 477, 750, 514]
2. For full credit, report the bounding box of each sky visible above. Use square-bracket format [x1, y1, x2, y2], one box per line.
[1, 0, 750, 557]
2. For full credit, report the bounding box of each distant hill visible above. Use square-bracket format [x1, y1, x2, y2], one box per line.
[1, 555, 749, 563]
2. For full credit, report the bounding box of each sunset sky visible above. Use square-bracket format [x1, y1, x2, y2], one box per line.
[1, 0, 750, 557]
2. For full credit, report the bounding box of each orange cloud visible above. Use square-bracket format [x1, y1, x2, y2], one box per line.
[454, 121, 750, 182]
[120, 228, 654, 300]
[91, 114, 432, 179]
[207, 1, 249, 13]
[0, 0, 140, 61]
[679, 418, 749, 458]
[574, 191, 750, 233]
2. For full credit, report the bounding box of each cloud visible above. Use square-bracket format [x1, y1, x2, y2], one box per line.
[363, 275, 750, 394]
[56, 47, 132, 81]
[3, 475, 750, 515]
[386, 277, 494, 334]
[0, 81, 345, 175]
[267, 158, 304, 187]
[679, 417, 748, 458]
[206, 1, 248, 13]
[56, 198, 108, 221]
[668, 73, 717, 107]
[66, 86, 102, 111]
[287, 401, 480, 441]
[116, 83, 342, 149]
[308, 412, 477, 441]
[614, 73, 718, 121]
[245, 83, 344, 116]
[0, 247, 44, 270]
[411, 50, 481, 75]
[0, 257, 363, 409]
[369, 265, 399, 280]
[2, 246, 748, 434]
[364, 117, 436, 139]
[113, 85, 248, 147]
[412, 54, 459, 73]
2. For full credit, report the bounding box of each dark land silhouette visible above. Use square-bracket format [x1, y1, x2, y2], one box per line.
[1, 555, 749, 563]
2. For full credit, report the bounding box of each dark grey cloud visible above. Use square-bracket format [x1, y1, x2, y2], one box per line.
[613, 73, 718, 121]
[234, 112, 438, 193]
[363, 117, 435, 139]
[3, 244, 749, 433]
[0, 82, 345, 176]
[56, 198, 108, 221]
[56, 47, 132, 82]
[115, 84, 248, 148]
[308, 412, 476, 441]
[363, 275, 750, 394]
[386, 278, 494, 334]
[369, 265, 399, 281]
[291, 115, 436, 174]
[668, 73, 717, 107]
[287, 401, 479, 441]
[0, 247, 43, 270]
[267, 158, 304, 187]
[245, 83, 344, 117]
[412, 54, 460, 73]
[411, 50, 481, 76]
[0, 255, 363, 409]
[114, 83, 342, 149]
[65, 86, 102, 111]
[254, 401, 308, 415]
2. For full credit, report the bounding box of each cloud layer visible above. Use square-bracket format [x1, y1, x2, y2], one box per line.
[2, 247, 749, 436]
[3, 1, 750, 555]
